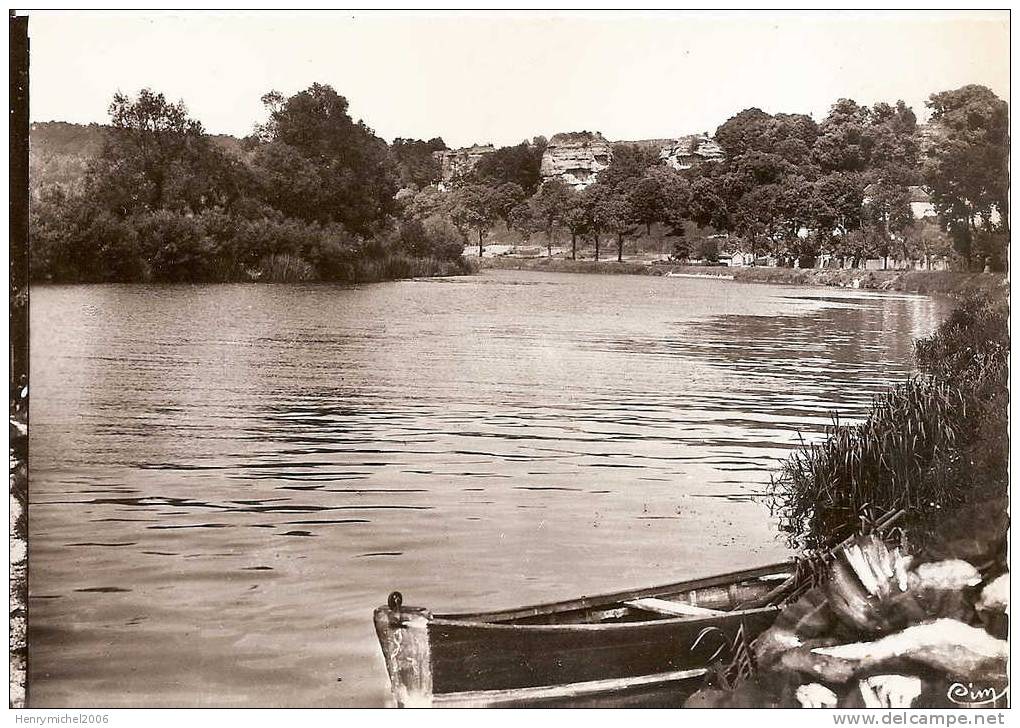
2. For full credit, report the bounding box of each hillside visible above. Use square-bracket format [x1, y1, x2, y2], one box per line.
[29, 121, 244, 193]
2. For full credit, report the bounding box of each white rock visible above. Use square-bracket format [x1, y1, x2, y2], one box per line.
[814, 619, 1007, 681]
[795, 683, 838, 708]
[976, 573, 1009, 613]
[911, 560, 982, 590]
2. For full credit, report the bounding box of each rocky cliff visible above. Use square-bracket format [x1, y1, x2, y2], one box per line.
[433, 144, 495, 189]
[657, 134, 724, 170]
[540, 131, 724, 189]
[539, 131, 612, 189]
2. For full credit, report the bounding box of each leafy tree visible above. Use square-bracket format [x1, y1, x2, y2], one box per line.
[693, 236, 720, 263]
[714, 108, 773, 157]
[255, 83, 399, 234]
[599, 143, 660, 190]
[863, 179, 913, 239]
[420, 215, 468, 260]
[249, 142, 324, 222]
[404, 186, 453, 221]
[896, 220, 952, 269]
[472, 140, 545, 194]
[30, 186, 145, 282]
[813, 98, 873, 173]
[530, 179, 574, 255]
[868, 101, 918, 177]
[656, 168, 693, 236]
[627, 174, 667, 236]
[451, 184, 499, 257]
[508, 201, 542, 249]
[390, 137, 446, 189]
[670, 232, 691, 262]
[489, 182, 527, 228]
[134, 210, 215, 283]
[812, 171, 865, 238]
[579, 183, 631, 262]
[923, 85, 1009, 264]
[91, 89, 237, 215]
[396, 218, 431, 258]
[606, 196, 635, 262]
[562, 198, 589, 261]
[687, 173, 731, 231]
[733, 184, 784, 261]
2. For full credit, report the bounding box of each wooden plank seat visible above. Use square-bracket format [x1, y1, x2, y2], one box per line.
[622, 598, 725, 618]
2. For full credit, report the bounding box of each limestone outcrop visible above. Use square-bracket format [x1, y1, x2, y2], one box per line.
[540, 131, 725, 189]
[658, 134, 725, 170]
[433, 145, 495, 189]
[539, 131, 612, 189]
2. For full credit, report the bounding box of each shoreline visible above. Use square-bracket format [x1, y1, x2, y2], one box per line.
[476, 256, 1007, 297]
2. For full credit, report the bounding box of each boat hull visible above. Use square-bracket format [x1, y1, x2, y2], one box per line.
[375, 603, 780, 707]
[374, 560, 794, 707]
[429, 608, 778, 695]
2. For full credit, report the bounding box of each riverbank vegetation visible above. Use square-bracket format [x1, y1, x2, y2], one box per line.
[30, 85, 471, 283]
[685, 289, 1010, 710]
[477, 256, 1005, 296]
[767, 291, 1008, 553]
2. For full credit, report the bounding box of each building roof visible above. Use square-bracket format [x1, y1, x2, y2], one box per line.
[908, 185, 932, 204]
[862, 183, 933, 204]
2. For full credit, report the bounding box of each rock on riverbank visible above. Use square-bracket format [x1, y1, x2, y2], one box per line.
[684, 499, 1008, 710]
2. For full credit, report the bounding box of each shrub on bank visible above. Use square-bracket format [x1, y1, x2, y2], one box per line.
[767, 292, 1009, 552]
[30, 197, 468, 285]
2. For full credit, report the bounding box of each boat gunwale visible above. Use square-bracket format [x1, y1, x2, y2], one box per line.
[429, 559, 794, 624]
[427, 604, 781, 631]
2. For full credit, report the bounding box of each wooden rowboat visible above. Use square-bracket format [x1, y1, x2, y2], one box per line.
[374, 560, 793, 708]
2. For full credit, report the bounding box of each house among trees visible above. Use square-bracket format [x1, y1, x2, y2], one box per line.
[906, 185, 936, 220]
[862, 182, 937, 221]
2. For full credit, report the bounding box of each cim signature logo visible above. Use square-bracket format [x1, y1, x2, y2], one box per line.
[946, 682, 1009, 706]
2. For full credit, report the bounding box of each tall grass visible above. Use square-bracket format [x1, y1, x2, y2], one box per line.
[767, 292, 1008, 552]
[344, 254, 474, 283]
[259, 254, 316, 282]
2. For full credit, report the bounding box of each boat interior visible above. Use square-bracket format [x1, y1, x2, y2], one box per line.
[438, 562, 793, 626]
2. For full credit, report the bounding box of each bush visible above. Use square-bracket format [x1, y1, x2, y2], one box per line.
[133, 211, 215, 283]
[30, 188, 473, 285]
[767, 292, 1008, 552]
[424, 215, 466, 259]
[397, 215, 465, 260]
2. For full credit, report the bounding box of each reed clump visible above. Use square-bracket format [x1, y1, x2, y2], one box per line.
[767, 292, 1008, 553]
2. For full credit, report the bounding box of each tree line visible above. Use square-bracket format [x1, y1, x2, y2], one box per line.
[31, 84, 470, 283]
[426, 84, 1007, 270]
[31, 82, 1008, 282]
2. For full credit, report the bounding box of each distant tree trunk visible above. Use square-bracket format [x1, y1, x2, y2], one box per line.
[646, 222, 652, 236]
[571, 233, 577, 260]
[548, 227, 553, 257]
[617, 233, 624, 262]
[594, 232, 600, 262]
[478, 229, 483, 258]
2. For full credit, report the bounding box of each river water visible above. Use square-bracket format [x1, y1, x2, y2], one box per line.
[28, 269, 948, 707]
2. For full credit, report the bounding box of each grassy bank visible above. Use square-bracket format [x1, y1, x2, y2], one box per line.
[477, 256, 1006, 296]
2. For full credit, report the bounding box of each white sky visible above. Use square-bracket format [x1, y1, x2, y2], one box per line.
[25, 10, 1010, 148]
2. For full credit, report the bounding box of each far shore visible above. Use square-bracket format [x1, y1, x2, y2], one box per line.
[476, 256, 1006, 297]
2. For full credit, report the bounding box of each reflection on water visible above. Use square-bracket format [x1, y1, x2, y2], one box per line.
[28, 270, 948, 707]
